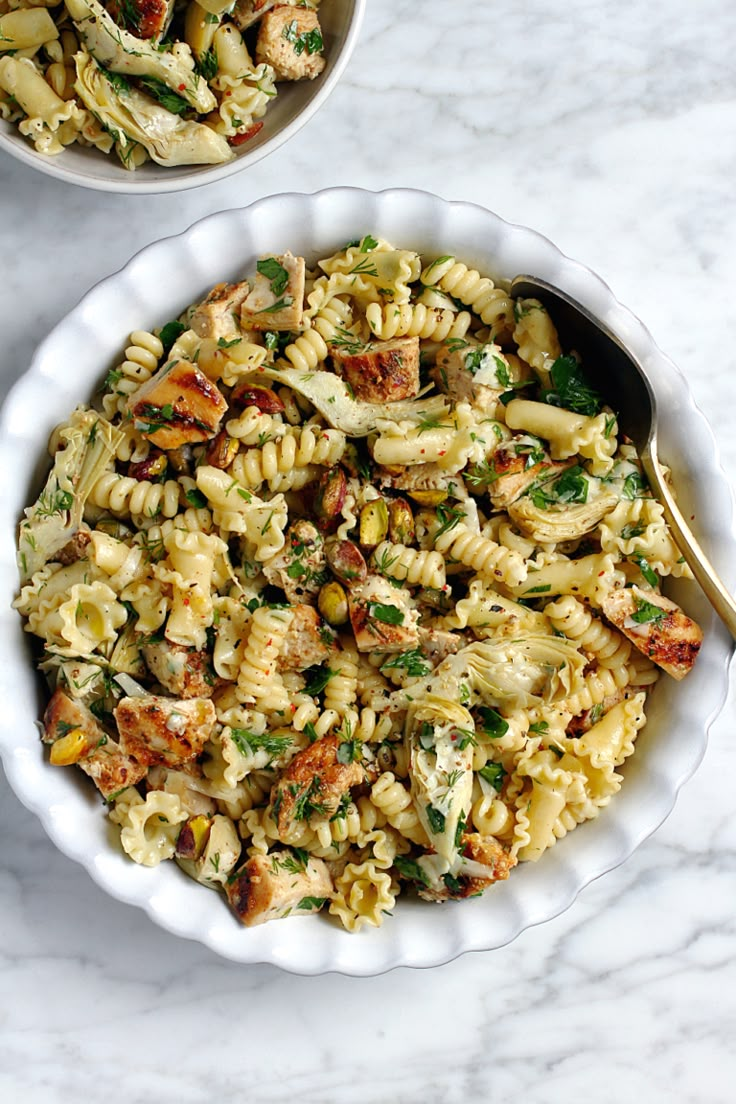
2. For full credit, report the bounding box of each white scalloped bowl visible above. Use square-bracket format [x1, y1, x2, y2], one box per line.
[0, 1, 365, 194]
[1, 188, 733, 975]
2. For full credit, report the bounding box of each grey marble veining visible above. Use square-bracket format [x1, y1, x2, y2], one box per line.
[2, 1, 736, 1100]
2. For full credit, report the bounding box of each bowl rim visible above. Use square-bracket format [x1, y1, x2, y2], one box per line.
[0, 0, 367, 195]
[1, 186, 734, 974]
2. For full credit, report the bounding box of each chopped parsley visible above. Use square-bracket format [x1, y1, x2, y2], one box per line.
[630, 596, 667, 624]
[369, 603, 404, 626]
[282, 19, 324, 55]
[380, 648, 431, 678]
[303, 665, 336, 696]
[425, 804, 446, 834]
[477, 707, 509, 739]
[158, 320, 186, 354]
[257, 257, 290, 297]
[478, 763, 506, 791]
[542, 355, 602, 416]
[530, 465, 589, 508]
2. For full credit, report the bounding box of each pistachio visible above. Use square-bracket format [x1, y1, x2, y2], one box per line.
[128, 451, 168, 482]
[326, 539, 368, 587]
[204, 428, 239, 470]
[229, 382, 285, 414]
[407, 488, 448, 507]
[175, 814, 212, 861]
[318, 581, 350, 626]
[359, 498, 389, 548]
[388, 497, 415, 545]
[313, 467, 347, 525]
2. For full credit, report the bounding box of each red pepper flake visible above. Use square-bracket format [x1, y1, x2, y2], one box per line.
[228, 121, 264, 147]
[183, 597, 190, 605]
[438, 450, 446, 456]
[178, 83, 186, 91]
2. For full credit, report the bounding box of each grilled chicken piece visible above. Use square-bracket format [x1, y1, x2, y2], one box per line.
[255, 5, 326, 81]
[126, 357, 227, 449]
[433, 341, 517, 410]
[114, 694, 216, 766]
[599, 586, 703, 680]
[240, 252, 305, 331]
[277, 604, 334, 672]
[142, 640, 216, 698]
[226, 850, 332, 926]
[106, 0, 175, 41]
[190, 280, 250, 341]
[331, 336, 420, 404]
[42, 688, 146, 798]
[262, 519, 326, 604]
[488, 444, 573, 509]
[231, 0, 278, 31]
[270, 732, 364, 843]
[348, 573, 420, 653]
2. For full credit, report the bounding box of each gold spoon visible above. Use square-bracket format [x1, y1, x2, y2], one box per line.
[510, 274, 736, 637]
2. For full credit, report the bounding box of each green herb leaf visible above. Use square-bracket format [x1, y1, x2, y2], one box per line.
[425, 804, 446, 834]
[158, 320, 185, 354]
[478, 763, 506, 791]
[631, 596, 667, 624]
[297, 895, 327, 910]
[380, 647, 431, 678]
[370, 603, 404, 626]
[257, 256, 290, 297]
[542, 355, 602, 416]
[394, 855, 430, 887]
[303, 665, 336, 696]
[477, 707, 509, 739]
[139, 76, 189, 115]
[185, 488, 208, 509]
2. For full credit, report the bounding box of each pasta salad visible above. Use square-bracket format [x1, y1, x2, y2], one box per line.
[0, 0, 326, 169]
[15, 236, 704, 932]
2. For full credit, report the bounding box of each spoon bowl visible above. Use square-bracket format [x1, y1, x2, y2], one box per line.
[510, 274, 736, 638]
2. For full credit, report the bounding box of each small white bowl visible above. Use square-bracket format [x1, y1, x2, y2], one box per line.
[1, 188, 733, 974]
[0, 1, 365, 194]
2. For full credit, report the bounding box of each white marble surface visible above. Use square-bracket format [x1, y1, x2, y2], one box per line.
[2, 0, 736, 1099]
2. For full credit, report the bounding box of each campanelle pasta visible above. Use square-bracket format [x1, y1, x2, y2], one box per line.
[15, 237, 704, 932]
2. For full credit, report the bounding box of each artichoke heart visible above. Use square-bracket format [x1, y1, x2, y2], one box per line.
[257, 364, 449, 437]
[460, 635, 586, 710]
[66, 0, 216, 113]
[74, 52, 232, 167]
[17, 408, 122, 581]
[508, 487, 618, 542]
[407, 695, 475, 863]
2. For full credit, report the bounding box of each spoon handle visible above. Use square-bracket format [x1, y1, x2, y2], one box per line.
[642, 445, 736, 639]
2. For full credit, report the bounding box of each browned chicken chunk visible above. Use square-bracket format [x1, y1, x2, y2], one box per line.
[599, 586, 703, 680]
[142, 640, 216, 698]
[127, 358, 228, 449]
[42, 688, 146, 798]
[226, 850, 332, 926]
[278, 604, 334, 672]
[348, 574, 419, 654]
[240, 252, 305, 331]
[114, 694, 216, 767]
[331, 336, 420, 403]
[255, 6, 326, 81]
[270, 732, 364, 843]
[190, 280, 250, 341]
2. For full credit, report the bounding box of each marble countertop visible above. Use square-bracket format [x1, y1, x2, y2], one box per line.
[2, 1, 736, 1100]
